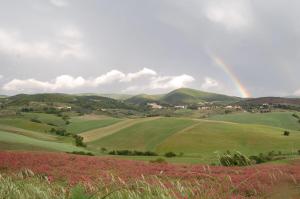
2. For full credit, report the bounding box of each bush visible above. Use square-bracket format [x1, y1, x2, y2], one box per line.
[101, 147, 107, 153]
[149, 158, 167, 164]
[68, 151, 94, 156]
[164, 152, 176, 158]
[30, 118, 42, 123]
[292, 113, 299, 119]
[283, 131, 290, 136]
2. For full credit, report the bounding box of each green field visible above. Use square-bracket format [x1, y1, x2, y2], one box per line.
[156, 120, 300, 161]
[0, 130, 87, 152]
[208, 111, 300, 131]
[0, 111, 299, 164]
[83, 116, 300, 163]
[88, 118, 196, 151]
[66, 117, 121, 134]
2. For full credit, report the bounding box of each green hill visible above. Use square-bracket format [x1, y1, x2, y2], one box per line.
[161, 88, 240, 105]
[125, 94, 162, 105]
[126, 88, 240, 105]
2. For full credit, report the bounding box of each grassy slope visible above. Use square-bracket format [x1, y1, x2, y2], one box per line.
[0, 130, 87, 152]
[0, 117, 51, 133]
[88, 118, 196, 151]
[156, 120, 300, 161]
[66, 117, 121, 134]
[208, 111, 300, 131]
[81, 117, 160, 142]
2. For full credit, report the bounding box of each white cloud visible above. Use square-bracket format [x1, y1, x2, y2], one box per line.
[294, 89, 300, 96]
[2, 68, 194, 93]
[204, 0, 253, 30]
[0, 27, 87, 59]
[49, 0, 68, 7]
[149, 74, 194, 90]
[0, 75, 3, 79]
[201, 77, 219, 90]
[121, 68, 157, 82]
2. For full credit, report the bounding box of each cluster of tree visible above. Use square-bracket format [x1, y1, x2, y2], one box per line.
[249, 151, 285, 164]
[73, 135, 86, 147]
[21, 107, 34, 112]
[50, 128, 70, 136]
[108, 150, 158, 156]
[43, 107, 62, 114]
[67, 151, 94, 156]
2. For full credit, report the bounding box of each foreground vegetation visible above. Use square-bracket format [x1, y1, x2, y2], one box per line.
[0, 152, 300, 198]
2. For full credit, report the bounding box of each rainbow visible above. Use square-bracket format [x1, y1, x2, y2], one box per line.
[211, 55, 251, 98]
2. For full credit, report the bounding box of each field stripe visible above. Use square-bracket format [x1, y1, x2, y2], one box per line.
[80, 117, 161, 142]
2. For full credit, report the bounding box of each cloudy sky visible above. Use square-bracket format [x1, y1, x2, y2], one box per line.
[0, 0, 300, 97]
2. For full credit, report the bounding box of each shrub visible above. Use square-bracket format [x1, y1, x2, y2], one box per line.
[283, 131, 290, 136]
[292, 113, 299, 119]
[68, 151, 94, 156]
[164, 152, 176, 158]
[101, 147, 107, 153]
[149, 158, 167, 164]
[30, 118, 42, 123]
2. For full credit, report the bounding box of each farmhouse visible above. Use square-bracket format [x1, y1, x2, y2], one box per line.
[56, 106, 72, 111]
[174, 105, 185, 109]
[147, 103, 163, 109]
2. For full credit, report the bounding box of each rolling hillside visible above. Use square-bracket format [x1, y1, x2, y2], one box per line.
[237, 97, 300, 106]
[86, 117, 300, 162]
[125, 94, 163, 105]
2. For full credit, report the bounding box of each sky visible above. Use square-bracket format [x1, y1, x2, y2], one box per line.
[0, 0, 300, 97]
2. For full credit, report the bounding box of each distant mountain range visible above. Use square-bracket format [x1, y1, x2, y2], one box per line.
[1, 88, 300, 107]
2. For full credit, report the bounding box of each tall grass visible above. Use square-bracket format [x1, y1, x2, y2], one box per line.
[0, 169, 287, 199]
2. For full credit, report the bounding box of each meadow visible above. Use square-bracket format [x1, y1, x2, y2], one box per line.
[0, 151, 300, 199]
